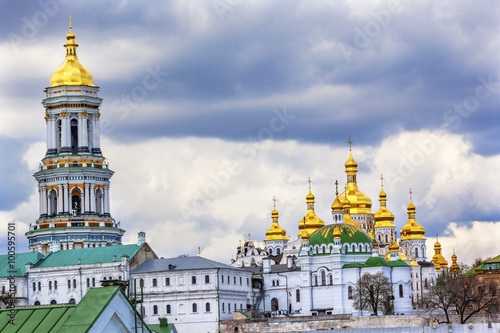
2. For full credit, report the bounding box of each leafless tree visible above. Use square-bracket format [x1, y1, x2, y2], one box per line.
[352, 272, 393, 316]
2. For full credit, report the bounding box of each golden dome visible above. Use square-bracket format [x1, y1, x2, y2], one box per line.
[373, 180, 396, 229]
[300, 229, 310, 242]
[49, 19, 94, 87]
[388, 234, 399, 252]
[342, 195, 360, 228]
[431, 235, 448, 268]
[450, 249, 460, 272]
[265, 198, 288, 241]
[385, 251, 409, 261]
[400, 191, 426, 240]
[298, 181, 325, 236]
[331, 180, 343, 212]
[372, 239, 379, 248]
[339, 143, 372, 215]
[410, 260, 420, 267]
[333, 224, 341, 239]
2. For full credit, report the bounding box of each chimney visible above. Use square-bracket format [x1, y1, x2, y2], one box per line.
[25, 262, 32, 273]
[287, 256, 293, 269]
[78, 258, 81, 265]
[137, 231, 146, 246]
[113, 255, 117, 262]
[159, 318, 168, 327]
[263, 257, 272, 274]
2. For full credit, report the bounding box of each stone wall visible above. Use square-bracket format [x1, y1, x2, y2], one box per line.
[220, 313, 500, 333]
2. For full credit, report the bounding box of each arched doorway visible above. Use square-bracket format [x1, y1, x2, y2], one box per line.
[271, 298, 279, 311]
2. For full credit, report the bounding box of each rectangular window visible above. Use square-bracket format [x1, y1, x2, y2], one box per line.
[192, 276, 197, 285]
[247, 278, 249, 285]
[240, 276, 242, 285]
[222, 276, 224, 283]
[205, 275, 209, 284]
[153, 278, 157, 287]
[166, 277, 170, 286]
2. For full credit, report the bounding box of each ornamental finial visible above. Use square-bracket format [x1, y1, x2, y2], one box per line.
[348, 136, 352, 151]
[409, 188, 413, 201]
[68, 15, 73, 32]
[380, 174, 384, 188]
[335, 180, 339, 196]
[307, 177, 312, 190]
[273, 195, 276, 208]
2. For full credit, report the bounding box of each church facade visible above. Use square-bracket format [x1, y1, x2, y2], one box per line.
[232, 145, 455, 315]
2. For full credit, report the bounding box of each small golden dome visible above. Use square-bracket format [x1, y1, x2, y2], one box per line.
[400, 191, 426, 241]
[410, 260, 420, 267]
[265, 198, 288, 241]
[431, 235, 448, 268]
[331, 180, 343, 212]
[50, 19, 94, 87]
[450, 249, 460, 272]
[298, 181, 325, 236]
[300, 229, 310, 241]
[342, 194, 361, 228]
[333, 225, 341, 239]
[374, 180, 396, 229]
[372, 239, 379, 248]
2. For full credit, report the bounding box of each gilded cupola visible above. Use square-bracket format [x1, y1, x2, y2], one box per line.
[400, 189, 426, 240]
[431, 234, 448, 269]
[264, 197, 288, 241]
[339, 138, 373, 215]
[49, 16, 95, 88]
[373, 175, 396, 229]
[298, 178, 325, 237]
[450, 249, 460, 272]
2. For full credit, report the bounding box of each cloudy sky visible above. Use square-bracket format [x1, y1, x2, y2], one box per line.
[1, 0, 499, 265]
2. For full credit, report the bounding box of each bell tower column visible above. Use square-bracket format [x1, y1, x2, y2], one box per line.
[78, 114, 89, 153]
[92, 115, 101, 155]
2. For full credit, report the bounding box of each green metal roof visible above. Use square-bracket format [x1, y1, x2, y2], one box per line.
[0, 305, 76, 332]
[0, 252, 44, 278]
[343, 258, 409, 269]
[464, 254, 500, 277]
[56, 286, 120, 332]
[33, 244, 143, 268]
[364, 256, 387, 267]
[148, 323, 176, 333]
[309, 223, 373, 251]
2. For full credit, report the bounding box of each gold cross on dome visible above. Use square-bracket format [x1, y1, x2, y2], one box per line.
[68, 15, 73, 30]
[307, 177, 312, 190]
[380, 174, 384, 187]
[409, 188, 413, 201]
[272, 196, 276, 208]
[335, 180, 339, 195]
[348, 136, 352, 151]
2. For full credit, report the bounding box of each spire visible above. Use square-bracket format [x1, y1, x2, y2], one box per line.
[450, 248, 460, 272]
[198, 247, 201, 257]
[331, 179, 343, 212]
[374, 174, 395, 229]
[298, 178, 324, 236]
[306, 177, 315, 209]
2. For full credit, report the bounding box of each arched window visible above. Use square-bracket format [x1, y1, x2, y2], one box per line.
[399, 284, 404, 298]
[49, 281, 52, 290]
[322, 245, 326, 254]
[206, 302, 210, 312]
[57, 119, 62, 152]
[179, 303, 184, 313]
[67, 280, 71, 289]
[70, 118, 78, 154]
[329, 245, 333, 253]
[153, 305, 158, 314]
[329, 275, 333, 285]
[276, 248, 281, 255]
[32, 282, 36, 292]
[192, 303, 197, 313]
[344, 245, 348, 253]
[415, 248, 419, 258]
[71, 193, 81, 214]
[272, 280, 275, 287]
[49, 190, 58, 216]
[353, 245, 357, 252]
[385, 234, 389, 243]
[268, 248, 273, 255]
[166, 304, 171, 314]
[276, 280, 279, 286]
[73, 279, 76, 289]
[86, 278, 90, 288]
[296, 289, 300, 302]
[95, 188, 103, 215]
[271, 298, 279, 311]
[69, 298, 76, 305]
[228, 303, 231, 312]
[54, 281, 57, 290]
[92, 277, 95, 287]
[222, 303, 225, 312]
[348, 286, 353, 299]
[321, 271, 326, 286]
[38, 282, 41, 291]
[378, 234, 382, 242]
[50, 300, 57, 305]
[315, 276, 318, 286]
[34, 301, 41, 306]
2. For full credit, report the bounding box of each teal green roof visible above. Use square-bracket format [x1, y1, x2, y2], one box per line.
[0, 304, 76, 332]
[57, 286, 120, 332]
[148, 323, 176, 333]
[343, 257, 409, 269]
[364, 256, 387, 267]
[34, 244, 143, 268]
[0, 252, 44, 278]
[464, 254, 500, 277]
[309, 223, 373, 248]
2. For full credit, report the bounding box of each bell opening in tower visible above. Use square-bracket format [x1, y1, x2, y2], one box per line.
[71, 118, 78, 154]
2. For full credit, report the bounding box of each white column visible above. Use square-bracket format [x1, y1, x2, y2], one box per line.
[93, 116, 101, 153]
[57, 185, 63, 214]
[46, 118, 51, 152]
[60, 116, 70, 153]
[81, 116, 88, 150]
[104, 185, 110, 215]
[63, 184, 69, 214]
[52, 119, 58, 152]
[90, 185, 95, 214]
[84, 184, 90, 213]
[41, 186, 48, 216]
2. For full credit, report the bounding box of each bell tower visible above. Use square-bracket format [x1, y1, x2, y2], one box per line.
[26, 18, 125, 253]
